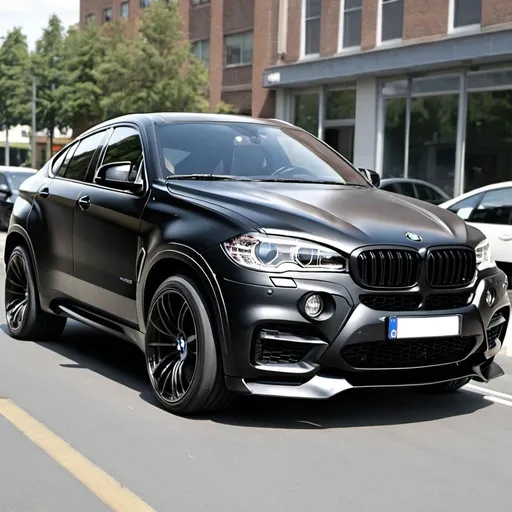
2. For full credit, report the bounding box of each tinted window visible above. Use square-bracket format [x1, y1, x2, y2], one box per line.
[52, 148, 69, 176]
[448, 192, 484, 220]
[100, 127, 143, 183]
[155, 122, 369, 186]
[397, 182, 415, 197]
[468, 188, 512, 225]
[62, 132, 106, 182]
[415, 184, 442, 202]
[380, 183, 400, 193]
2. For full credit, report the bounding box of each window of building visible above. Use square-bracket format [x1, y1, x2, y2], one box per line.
[293, 92, 319, 136]
[303, 0, 321, 56]
[192, 39, 210, 65]
[103, 7, 113, 23]
[225, 31, 253, 66]
[140, 0, 155, 7]
[451, 0, 481, 30]
[380, 0, 403, 43]
[326, 89, 356, 120]
[340, 0, 362, 50]
[191, 0, 210, 5]
[85, 13, 96, 24]
[121, 2, 130, 18]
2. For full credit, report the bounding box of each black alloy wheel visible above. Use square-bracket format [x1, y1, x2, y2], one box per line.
[4, 245, 67, 341]
[5, 249, 29, 333]
[145, 275, 230, 415]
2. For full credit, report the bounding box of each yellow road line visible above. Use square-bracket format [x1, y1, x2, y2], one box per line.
[0, 398, 155, 512]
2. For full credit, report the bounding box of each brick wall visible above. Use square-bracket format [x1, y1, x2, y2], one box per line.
[224, 0, 254, 33]
[482, 0, 512, 27]
[403, 0, 449, 40]
[286, 0, 302, 62]
[361, 0, 378, 50]
[189, 2, 211, 41]
[320, 0, 341, 56]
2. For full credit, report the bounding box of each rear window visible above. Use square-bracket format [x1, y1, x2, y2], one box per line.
[4, 172, 35, 191]
[155, 122, 369, 186]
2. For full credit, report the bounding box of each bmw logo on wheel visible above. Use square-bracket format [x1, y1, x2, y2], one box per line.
[405, 232, 422, 243]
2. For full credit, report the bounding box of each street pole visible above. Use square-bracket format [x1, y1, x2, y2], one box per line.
[4, 126, 9, 166]
[31, 76, 36, 168]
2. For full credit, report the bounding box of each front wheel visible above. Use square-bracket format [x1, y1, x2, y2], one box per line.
[145, 275, 231, 416]
[5, 245, 67, 341]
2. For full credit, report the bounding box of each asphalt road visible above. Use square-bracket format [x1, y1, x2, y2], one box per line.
[1, 232, 512, 512]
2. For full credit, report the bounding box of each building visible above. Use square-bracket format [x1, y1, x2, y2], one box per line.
[263, 0, 512, 197]
[79, 0, 277, 117]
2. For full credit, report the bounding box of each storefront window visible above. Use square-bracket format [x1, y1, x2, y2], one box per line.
[408, 75, 460, 197]
[464, 69, 512, 192]
[293, 92, 319, 135]
[326, 89, 356, 120]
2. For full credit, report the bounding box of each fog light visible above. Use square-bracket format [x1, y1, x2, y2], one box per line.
[485, 289, 496, 307]
[305, 294, 323, 318]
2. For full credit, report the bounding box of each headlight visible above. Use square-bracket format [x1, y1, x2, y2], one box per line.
[223, 233, 347, 272]
[476, 239, 495, 271]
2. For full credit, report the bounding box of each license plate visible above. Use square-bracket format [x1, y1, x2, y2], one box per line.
[387, 315, 461, 340]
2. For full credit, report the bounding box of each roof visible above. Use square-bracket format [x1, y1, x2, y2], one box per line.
[440, 180, 512, 208]
[0, 166, 37, 174]
[80, 113, 291, 139]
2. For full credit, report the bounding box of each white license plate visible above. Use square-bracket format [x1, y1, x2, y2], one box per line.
[387, 315, 462, 340]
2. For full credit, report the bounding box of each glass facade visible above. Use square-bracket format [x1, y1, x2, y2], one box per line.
[380, 66, 512, 198]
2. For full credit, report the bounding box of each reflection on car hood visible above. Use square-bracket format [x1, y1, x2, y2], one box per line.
[166, 181, 477, 252]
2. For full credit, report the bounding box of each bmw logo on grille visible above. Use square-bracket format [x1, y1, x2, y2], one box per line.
[405, 232, 422, 243]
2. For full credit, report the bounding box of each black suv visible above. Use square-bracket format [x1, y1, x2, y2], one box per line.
[4, 113, 510, 415]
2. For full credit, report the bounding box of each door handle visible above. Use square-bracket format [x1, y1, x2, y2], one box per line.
[499, 233, 512, 241]
[77, 195, 91, 211]
[39, 187, 50, 199]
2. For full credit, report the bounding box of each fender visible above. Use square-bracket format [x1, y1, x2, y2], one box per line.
[4, 225, 42, 293]
[137, 243, 231, 358]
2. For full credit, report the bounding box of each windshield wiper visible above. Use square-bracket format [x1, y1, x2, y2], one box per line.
[249, 179, 366, 186]
[166, 174, 252, 181]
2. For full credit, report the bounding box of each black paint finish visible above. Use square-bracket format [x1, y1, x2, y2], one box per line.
[5, 113, 510, 398]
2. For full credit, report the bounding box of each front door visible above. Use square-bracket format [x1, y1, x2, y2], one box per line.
[324, 125, 355, 162]
[73, 125, 149, 326]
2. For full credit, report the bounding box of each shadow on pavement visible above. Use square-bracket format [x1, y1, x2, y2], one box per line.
[6, 320, 493, 429]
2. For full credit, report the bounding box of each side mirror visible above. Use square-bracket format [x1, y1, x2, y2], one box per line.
[0, 183, 10, 195]
[358, 168, 381, 188]
[95, 161, 142, 193]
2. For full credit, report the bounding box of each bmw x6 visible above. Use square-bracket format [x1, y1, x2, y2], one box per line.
[4, 113, 510, 415]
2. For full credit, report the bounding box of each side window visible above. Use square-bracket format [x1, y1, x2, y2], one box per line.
[415, 184, 433, 202]
[62, 131, 106, 182]
[381, 183, 399, 193]
[397, 182, 415, 198]
[468, 188, 512, 225]
[52, 148, 70, 176]
[100, 126, 143, 182]
[448, 193, 484, 220]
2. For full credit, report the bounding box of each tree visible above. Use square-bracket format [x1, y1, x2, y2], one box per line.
[0, 28, 31, 165]
[54, 23, 106, 136]
[96, 0, 210, 117]
[32, 15, 65, 157]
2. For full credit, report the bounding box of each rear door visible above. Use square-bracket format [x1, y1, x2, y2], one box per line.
[73, 125, 149, 325]
[29, 130, 108, 300]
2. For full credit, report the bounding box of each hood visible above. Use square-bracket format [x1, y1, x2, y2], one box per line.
[167, 181, 478, 253]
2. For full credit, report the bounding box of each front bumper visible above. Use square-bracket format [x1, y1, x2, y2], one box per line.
[205, 247, 510, 399]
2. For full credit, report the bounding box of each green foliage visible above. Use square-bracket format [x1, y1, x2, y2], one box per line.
[54, 23, 106, 135]
[97, 0, 210, 119]
[32, 15, 65, 147]
[0, 28, 31, 129]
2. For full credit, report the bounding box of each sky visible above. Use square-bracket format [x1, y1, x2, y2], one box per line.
[0, 0, 79, 50]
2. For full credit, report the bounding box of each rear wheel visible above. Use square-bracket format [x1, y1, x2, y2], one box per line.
[423, 377, 471, 393]
[5, 245, 67, 341]
[145, 275, 231, 416]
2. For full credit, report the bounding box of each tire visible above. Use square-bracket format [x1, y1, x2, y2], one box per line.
[5, 245, 67, 341]
[422, 377, 471, 393]
[145, 275, 231, 416]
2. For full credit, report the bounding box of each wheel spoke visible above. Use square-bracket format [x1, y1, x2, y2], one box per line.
[6, 274, 24, 291]
[177, 301, 189, 333]
[157, 297, 179, 338]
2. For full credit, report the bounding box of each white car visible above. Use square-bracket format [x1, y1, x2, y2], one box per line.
[440, 181, 512, 279]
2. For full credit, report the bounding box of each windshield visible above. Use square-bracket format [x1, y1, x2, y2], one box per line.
[155, 122, 369, 186]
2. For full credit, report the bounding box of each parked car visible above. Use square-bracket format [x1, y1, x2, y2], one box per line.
[440, 181, 512, 281]
[4, 113, 509, 416]
[0, 166, 37, 229]
[379, 178, 450, 205]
